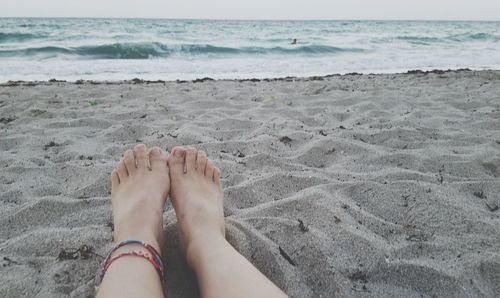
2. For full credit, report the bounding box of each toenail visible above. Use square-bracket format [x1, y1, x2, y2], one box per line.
[173, 149, 183, 157]
[151, 147, 160, 156]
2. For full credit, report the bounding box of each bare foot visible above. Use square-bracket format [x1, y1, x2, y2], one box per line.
[167, 146, 225, 267]
[110, 144, 170, 251]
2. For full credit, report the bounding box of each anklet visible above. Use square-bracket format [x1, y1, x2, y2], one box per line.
[104, 250, 163, 278]
[96, 239, 165, 287]
[111, 240, 164, 269]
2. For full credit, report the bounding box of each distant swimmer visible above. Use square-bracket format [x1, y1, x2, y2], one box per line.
[291, 38, 297, 45]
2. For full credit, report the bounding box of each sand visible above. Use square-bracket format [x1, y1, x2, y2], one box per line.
[0, 70, 499, 297]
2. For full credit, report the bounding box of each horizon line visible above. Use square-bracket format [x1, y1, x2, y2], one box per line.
[0, 16, 499, 22]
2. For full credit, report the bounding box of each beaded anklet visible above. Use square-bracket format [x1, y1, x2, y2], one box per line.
[96, 239, 165, 286]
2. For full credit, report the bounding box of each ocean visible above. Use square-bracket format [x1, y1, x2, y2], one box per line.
[0, 18, 499, 82]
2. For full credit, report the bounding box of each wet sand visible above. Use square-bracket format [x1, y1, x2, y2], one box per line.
[0, 70, 499, 297]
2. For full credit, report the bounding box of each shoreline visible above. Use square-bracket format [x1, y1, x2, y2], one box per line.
[1, 68, 497, 86]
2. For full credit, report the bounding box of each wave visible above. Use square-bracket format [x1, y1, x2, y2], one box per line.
[0, 32, 46, 43]
[0, 42, 365, 59]
[448, 32, 500, 42]
[396, 36, 443, 45]
[396, 32, 499, 45]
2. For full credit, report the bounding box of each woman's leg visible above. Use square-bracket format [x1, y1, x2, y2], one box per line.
[168, 146, 287, 298]
[97, 144, 169, 298]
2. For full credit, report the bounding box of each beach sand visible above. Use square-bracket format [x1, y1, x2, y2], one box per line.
[0, 70, 499, 297]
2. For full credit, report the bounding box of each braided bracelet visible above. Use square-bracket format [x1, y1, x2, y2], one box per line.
[96, 239, 165, 286]
[104, 250, 163, 277]
[111, 240, 164, 270]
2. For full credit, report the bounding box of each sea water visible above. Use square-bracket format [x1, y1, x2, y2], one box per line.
[0, 18, 499, 82]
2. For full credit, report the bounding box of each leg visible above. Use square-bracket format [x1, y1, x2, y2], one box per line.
[97, 144, 169, 298]
[168, 146, 287, 298]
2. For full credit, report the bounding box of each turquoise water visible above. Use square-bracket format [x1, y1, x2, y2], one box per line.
[0, 18, 499, 81]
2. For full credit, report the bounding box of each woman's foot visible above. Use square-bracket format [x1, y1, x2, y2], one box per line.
[167, 146, 225, 267]
[167, 147, 287, 298]
[97, 144, 168, 297]
[110, 144, 170, 251]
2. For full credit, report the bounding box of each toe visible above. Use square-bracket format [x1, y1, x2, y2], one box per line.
[134, 144, 149, 169]
[149, 146, 167, 172]
[116, 159, 128, 181]
[168, 146, 186, 176]
[185, 147, 197, 172]
[111, 169, 120, 188]
[214, 167, 222, 187]
[205, 159, 215, 180]
[123, 149, 136, 174]
[196, 150, 207, 173]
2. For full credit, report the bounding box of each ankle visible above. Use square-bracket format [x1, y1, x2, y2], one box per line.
[114, 225, 164, 253]
[114, 206, 165, 245]
[185, 232, 228, 268]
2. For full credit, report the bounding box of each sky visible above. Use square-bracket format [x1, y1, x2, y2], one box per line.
[1, 0, 500, 21]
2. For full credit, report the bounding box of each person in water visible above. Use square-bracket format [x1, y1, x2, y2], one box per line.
[96, 144, 287, 297]
[291, 38, 297, 45]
